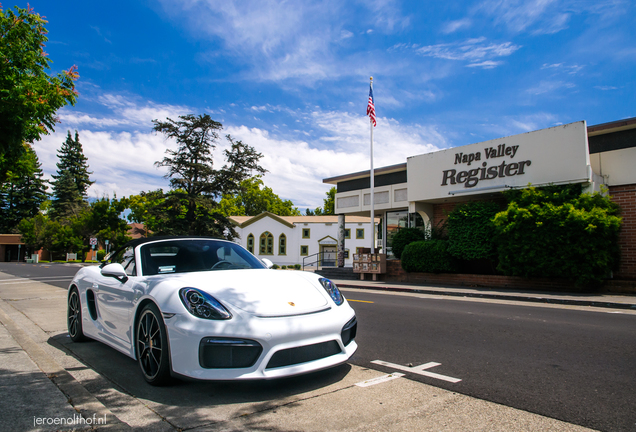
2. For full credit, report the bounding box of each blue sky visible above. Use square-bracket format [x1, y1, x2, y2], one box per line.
[17, 0, 636, 211]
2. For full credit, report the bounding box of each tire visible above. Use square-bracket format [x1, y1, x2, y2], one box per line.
[136, 303, 172, 386]
[67, 287, 87, 342]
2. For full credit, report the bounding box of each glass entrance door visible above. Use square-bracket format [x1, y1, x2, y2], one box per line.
[321, 245, 337, 267]
[385, 210, 408, 259]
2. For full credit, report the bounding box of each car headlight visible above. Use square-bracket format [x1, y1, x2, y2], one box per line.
[319, 278, 344, 306]
[179, 287, 232, 320]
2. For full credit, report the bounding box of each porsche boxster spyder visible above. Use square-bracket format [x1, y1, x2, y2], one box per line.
[67, 237, 357, 385]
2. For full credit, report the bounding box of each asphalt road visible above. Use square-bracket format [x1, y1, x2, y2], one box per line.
[0, 262, 86, 289]
[2, 263, 635, 431]
[345, 289, 636, 432]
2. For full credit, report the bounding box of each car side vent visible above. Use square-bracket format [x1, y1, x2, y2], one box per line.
[86, 289, 98, 320]
[266, 340, 341, 369]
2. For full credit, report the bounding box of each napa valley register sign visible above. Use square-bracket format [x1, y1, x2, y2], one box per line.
[407, 121, 591, 202]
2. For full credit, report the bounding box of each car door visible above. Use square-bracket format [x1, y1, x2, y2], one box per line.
[95, 246, 137, 348]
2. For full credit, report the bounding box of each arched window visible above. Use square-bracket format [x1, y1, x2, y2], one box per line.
[279, 234, 287, 255]
[247, 234, 254, 253]
[259, 232, 274, 255]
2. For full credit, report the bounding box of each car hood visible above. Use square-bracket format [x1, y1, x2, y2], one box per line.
[169, 269, 330, 317]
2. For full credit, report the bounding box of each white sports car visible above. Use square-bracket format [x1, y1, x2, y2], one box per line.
[67, 237, 357, 385]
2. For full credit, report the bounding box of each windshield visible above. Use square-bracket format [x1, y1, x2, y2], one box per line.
[139, 239, 265, 276]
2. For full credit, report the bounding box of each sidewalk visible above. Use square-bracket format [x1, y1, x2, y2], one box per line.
[332, 278, 636, 311]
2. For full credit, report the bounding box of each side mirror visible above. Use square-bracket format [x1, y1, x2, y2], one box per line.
[101, 263, 127, 280]
[261, 258, 274, 269]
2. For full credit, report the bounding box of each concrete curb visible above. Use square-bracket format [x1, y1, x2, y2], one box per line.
[335, 281, 636, 311]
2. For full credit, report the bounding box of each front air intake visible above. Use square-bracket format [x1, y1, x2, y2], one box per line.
[341, 316, 357, 347]
[199, 338, 262, 369]
[266, 341, 342, 369]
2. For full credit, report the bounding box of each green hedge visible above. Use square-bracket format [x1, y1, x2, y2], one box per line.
[401, 240, 457, 273]
[493, 185, 621, 285]
[391, 227, 426, 260]
[447, 200, 501, 260]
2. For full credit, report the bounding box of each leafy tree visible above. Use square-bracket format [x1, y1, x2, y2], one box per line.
[493, 184, 621, 285]
[0, 5, 78, 180]
[306, 187, 336, 216]
[0, 144, 48, 231]
[218, 176, 300, 216]
[18, 214, 77, 260]
[152, 114, 266, 238]
[322, 187, 335, 215]
[50, 131, 93, 218]
[127, 190, 167, 235]
[19, 196, 130, 260]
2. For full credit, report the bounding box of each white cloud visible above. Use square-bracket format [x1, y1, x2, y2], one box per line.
[594, 85, 618, 91]
[477, 0, 567, 34]
[441, 18, 471, 34]
[466, 60, 502, 69]
[226, 111, 445, 208]
[526, 80, 576, 95]
[414, 38, 521, 66]
[39, 91, 446, 209]
[58, 94, 192, 130]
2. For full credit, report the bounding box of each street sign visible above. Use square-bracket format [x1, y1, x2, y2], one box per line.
[90, 237, 97, 246]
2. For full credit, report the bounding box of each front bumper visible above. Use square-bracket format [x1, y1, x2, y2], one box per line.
[165, 305, 357, 380]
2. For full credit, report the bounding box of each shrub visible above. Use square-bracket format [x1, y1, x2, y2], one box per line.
[272, 264, 280, 269]
[493, 185, 621, 285]
[447, 200, 501, 260]
[401, 240, 457, 273]
[294, 264, 301, 270]
[97, 250, 107, 261]
[391, 227, 425, 260]
[281, 265, 287, 269]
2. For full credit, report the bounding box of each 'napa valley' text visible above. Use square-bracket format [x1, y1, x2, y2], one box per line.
[441, 144, 531, 188]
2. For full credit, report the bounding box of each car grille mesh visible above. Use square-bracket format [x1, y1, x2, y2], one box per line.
[199, 338, 263, 369]
[266, 340, 342, 369]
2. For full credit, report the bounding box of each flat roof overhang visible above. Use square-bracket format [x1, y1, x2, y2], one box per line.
[323, 163, 406, 185]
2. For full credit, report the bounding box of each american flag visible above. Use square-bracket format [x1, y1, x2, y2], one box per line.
[367, 84, 376, 127]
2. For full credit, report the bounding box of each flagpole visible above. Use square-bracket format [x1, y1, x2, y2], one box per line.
[369, 76, 375, 253]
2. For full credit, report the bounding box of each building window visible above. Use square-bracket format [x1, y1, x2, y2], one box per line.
[356, 228, 365, 239]
[344, 250, 350, 259]
[344, 228, 351, 239]
[302, 228, 311, 239]
[279, 234, 287, 255]
[247, 234, 254, 253]
[259, 232, 274, 255]
[300, 245, 309, 256]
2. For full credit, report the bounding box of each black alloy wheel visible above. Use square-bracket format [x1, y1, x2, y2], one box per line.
[67, 287, 87, 342]
[136, 303, 171, 385]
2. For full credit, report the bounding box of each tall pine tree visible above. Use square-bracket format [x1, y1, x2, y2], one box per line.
[0, 144, 48, 231]
[152, 114, 266, 238]
[50, 131, 93, 219]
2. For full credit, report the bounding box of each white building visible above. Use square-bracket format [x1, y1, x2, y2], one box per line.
[229, 212, 376, 268]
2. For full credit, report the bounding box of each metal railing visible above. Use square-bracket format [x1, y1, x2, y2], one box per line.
[302, 251, 337, 271]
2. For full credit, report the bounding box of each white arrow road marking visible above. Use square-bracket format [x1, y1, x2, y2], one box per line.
[371, 360, 462, 383]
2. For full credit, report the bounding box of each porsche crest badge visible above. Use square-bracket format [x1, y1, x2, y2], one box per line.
[288, 302, 296, 306]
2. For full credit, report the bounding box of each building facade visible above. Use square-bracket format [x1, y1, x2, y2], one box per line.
[229, 212, 376, 268]
[324, 118, 636, 281]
